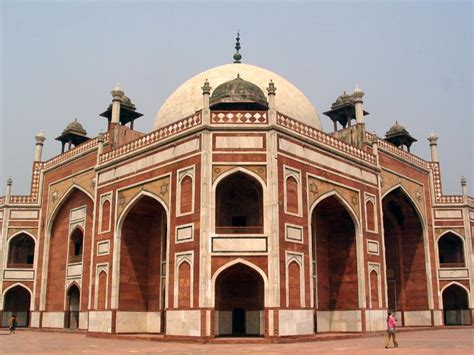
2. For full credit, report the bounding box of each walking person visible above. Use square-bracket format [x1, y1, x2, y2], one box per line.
[8, 314, 17, 335]
[385, 311, 399, 349]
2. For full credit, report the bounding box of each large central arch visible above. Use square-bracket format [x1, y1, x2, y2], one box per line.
[116, 192, 168, 333]
[382, 187, 429, 317]
[310, 193, 360, 332]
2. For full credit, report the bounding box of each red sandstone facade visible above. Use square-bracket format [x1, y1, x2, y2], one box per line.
[0, 61, 472, 340]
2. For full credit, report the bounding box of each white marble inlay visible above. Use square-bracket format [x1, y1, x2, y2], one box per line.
[116, 312, 147, 333]
[42, 312, 65, 328]
[279, 138, 377, 184]
[286, 225, 303, 242]
[10, 210, 39, 219]
[176, 225, 193, 242]
[212, 237, 267, 253]
[70, 206, 86, 221]
[367, 240, 379, 255]
[215, 136, 264, 150]
[3, 269, 34, 280]
[365, 310, 386, 331]
[67, 263, 83, 277]
[278, 309, 313, 336]
[99, 138, 199, 184]
[166, 310, 201, 336]
[438, 268, 469, 279]
[88, 311, 113, 332]
[403, 310, 431, 326]
[30, 312, 40, 327]
[97, 241, 110, 255]
[434, 209, 462, 219]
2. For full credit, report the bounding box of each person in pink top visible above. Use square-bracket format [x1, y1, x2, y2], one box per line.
[385, 311, 399, 348]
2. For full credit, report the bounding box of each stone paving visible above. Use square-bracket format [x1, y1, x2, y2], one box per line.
[0, 328, 472, 354]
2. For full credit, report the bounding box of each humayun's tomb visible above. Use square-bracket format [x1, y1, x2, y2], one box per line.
[0, 35, 472, 341]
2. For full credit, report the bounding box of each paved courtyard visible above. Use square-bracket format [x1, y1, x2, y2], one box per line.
[0, 328, 472, 354]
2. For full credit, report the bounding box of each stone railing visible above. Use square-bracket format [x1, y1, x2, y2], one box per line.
[8, 161, 43, 204]
[277, 113, 376, 165]
[365, 132, 430, 170]
[437, 195, 464, 204]
[468, 196, 474, 206]
[100, 112, 202, 164]
[211, 111, 267, 124]
[43, 133, 109, 170]
[428, 162, 464, 204]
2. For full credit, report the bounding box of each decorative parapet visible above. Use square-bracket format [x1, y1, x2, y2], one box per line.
[2, 134, 110, 206]
[99, 112, 202, 164]
[277, 113, 376, 165]
[430, 162, 464, 204]
[366, 132, 430, 170]
[211, 111, 267, 124]
[43, 133, 109, 170]
[7, 161, 43, 205]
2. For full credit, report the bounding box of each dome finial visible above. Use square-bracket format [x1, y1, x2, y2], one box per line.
[233, 31, 242, 63]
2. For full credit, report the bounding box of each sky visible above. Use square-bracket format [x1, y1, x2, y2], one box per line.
[1, 0, 472, 196]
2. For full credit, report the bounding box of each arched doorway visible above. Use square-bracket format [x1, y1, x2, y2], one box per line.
[215, 263, 264, 336]
[119, 195, 167, 332]
[2, 286, 31, 327]
[66, 285, 80, 329]
[382, 188, 428, 314]
[7, 233, 35, 268]
[215, 172, 263, 234]
[438, 233, 465, 267]
[442, 284, 470, 325]
[311, 195, 358, 329]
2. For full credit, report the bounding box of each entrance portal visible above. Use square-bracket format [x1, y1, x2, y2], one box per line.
[382, 188, 428, 313]
[66, 285, 80, 329]
[442, 284, 470, 325]
[2, 286, 31, 327]
[215, 263, 264, 336]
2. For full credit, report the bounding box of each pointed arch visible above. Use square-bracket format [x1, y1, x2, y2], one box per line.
[2, 284, 32, 327]
[112, 190, 169, 310]
[310, 190, 363, 313]
[212, 167, 267, 189]
[211, 258, 269, 307]
[2, 282, 33, 301]
[214, 169, 265, 234]
[441, 281, 470, 300]
[46, 184, 94, 234]
[309, 190, 360, 231]
[7, 230, 37, 243]
[382, 185, 433, 312]
[437, 231, 465, 267]
[382, 184, 426, 229]
[6, 232, 36, 268]
[441, 282, 471, 325]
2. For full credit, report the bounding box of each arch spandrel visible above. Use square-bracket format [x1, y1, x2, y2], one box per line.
[381, 170, 426, 219]
[47, 169, 95, 221]
[212, 165, 267, 183]
[308, 176, 360, 219]
[116, 176, 170, 218]
[7, 228, 37, 239]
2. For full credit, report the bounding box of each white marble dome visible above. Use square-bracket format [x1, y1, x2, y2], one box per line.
[153, 63, 322, 130]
